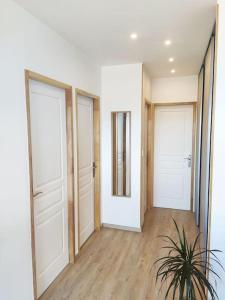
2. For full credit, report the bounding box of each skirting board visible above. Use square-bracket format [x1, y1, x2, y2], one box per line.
[102, 223, 142, 233]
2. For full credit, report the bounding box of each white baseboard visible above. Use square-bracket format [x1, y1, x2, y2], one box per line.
[102, 223, 142, 233]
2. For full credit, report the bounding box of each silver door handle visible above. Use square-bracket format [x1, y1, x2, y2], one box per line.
[93, 162, 97, 177]
[33, 191, 43, 197]
[184, 155, 192, 167]
[184, 155, 192, 160]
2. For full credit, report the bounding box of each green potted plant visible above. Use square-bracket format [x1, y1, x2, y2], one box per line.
[154, 220, 223, 300]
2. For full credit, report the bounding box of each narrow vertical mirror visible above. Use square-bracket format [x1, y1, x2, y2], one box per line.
[112, 112, 131, 197]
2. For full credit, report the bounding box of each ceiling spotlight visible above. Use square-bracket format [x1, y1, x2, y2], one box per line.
[171, 69, 176, 74]
[169, 57, 174, 62]
[165, 40, 172, 46]
[130, 33, 138, 40]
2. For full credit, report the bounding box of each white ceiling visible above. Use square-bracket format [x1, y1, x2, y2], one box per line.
[15, 0, 216, 77]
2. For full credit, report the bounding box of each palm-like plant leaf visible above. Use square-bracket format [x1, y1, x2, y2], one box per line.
[153, 219, 223, 300]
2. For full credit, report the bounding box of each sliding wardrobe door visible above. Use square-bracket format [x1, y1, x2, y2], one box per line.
[195, 67, 204, 226]
[199, 36, 215, 251]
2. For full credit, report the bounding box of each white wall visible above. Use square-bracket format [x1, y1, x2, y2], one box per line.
[151, 75, 198, 102]
[208, 2, 225, 298]
[101, 64, 142, 230]
[0, 1, 99, 300]
[143, 66, 152, 102]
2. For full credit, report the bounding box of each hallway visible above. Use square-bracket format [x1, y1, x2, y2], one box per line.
[40, 208, 197, 300]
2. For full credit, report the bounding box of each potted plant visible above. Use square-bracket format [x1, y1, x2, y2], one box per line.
[154, 219, 223, 300]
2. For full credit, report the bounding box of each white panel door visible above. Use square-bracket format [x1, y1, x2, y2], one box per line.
[77, 96, 94, 247]
[144, 104, 148, 214]
[29, 80, 69, 298]
[154, 105, 193, 210]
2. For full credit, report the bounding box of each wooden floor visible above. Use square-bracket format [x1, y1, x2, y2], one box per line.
[40, 208, 197, 300]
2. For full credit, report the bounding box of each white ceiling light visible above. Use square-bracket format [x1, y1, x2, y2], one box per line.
[169, 57, 174, 62]
[130, 33, 138, 40]
[171, 69, 176, 74]
[164, 39, 172, 46]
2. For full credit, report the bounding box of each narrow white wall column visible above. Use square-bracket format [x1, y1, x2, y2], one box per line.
[101, 64, 142, 229]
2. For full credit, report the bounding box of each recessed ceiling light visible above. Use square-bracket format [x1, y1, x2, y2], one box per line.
[130, 33, 138, 40]
[165, 40, 172, 46]
[169, 57, 174, 62]
[171, 69, 176, 74]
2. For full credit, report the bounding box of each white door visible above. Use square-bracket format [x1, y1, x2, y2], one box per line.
[144, 104, 148, 214]
[29, 80, 69, 298]
[154, 105, 193, 210]
[77, 96, 94, 247]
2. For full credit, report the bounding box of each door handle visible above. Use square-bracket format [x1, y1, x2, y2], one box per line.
[93, 162, 97, 178]
[33, 191, 43, 197]
[184, 155, 192, 168]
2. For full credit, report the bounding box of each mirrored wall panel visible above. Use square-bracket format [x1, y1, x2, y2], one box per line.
[112, 112, 131, 197]
[199, 36, 215, 253]
[195, 66, 204, 226]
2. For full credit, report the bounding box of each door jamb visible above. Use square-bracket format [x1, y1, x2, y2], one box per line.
[148, 101, 197, 211]
[75, 88, 101, 252]
[25, 70, 75, 300]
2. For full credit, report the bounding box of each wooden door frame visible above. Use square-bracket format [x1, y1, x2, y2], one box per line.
[25, 70, 75, 300]
[148, 101, 197, 211]
[75, 88, 101, 252]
